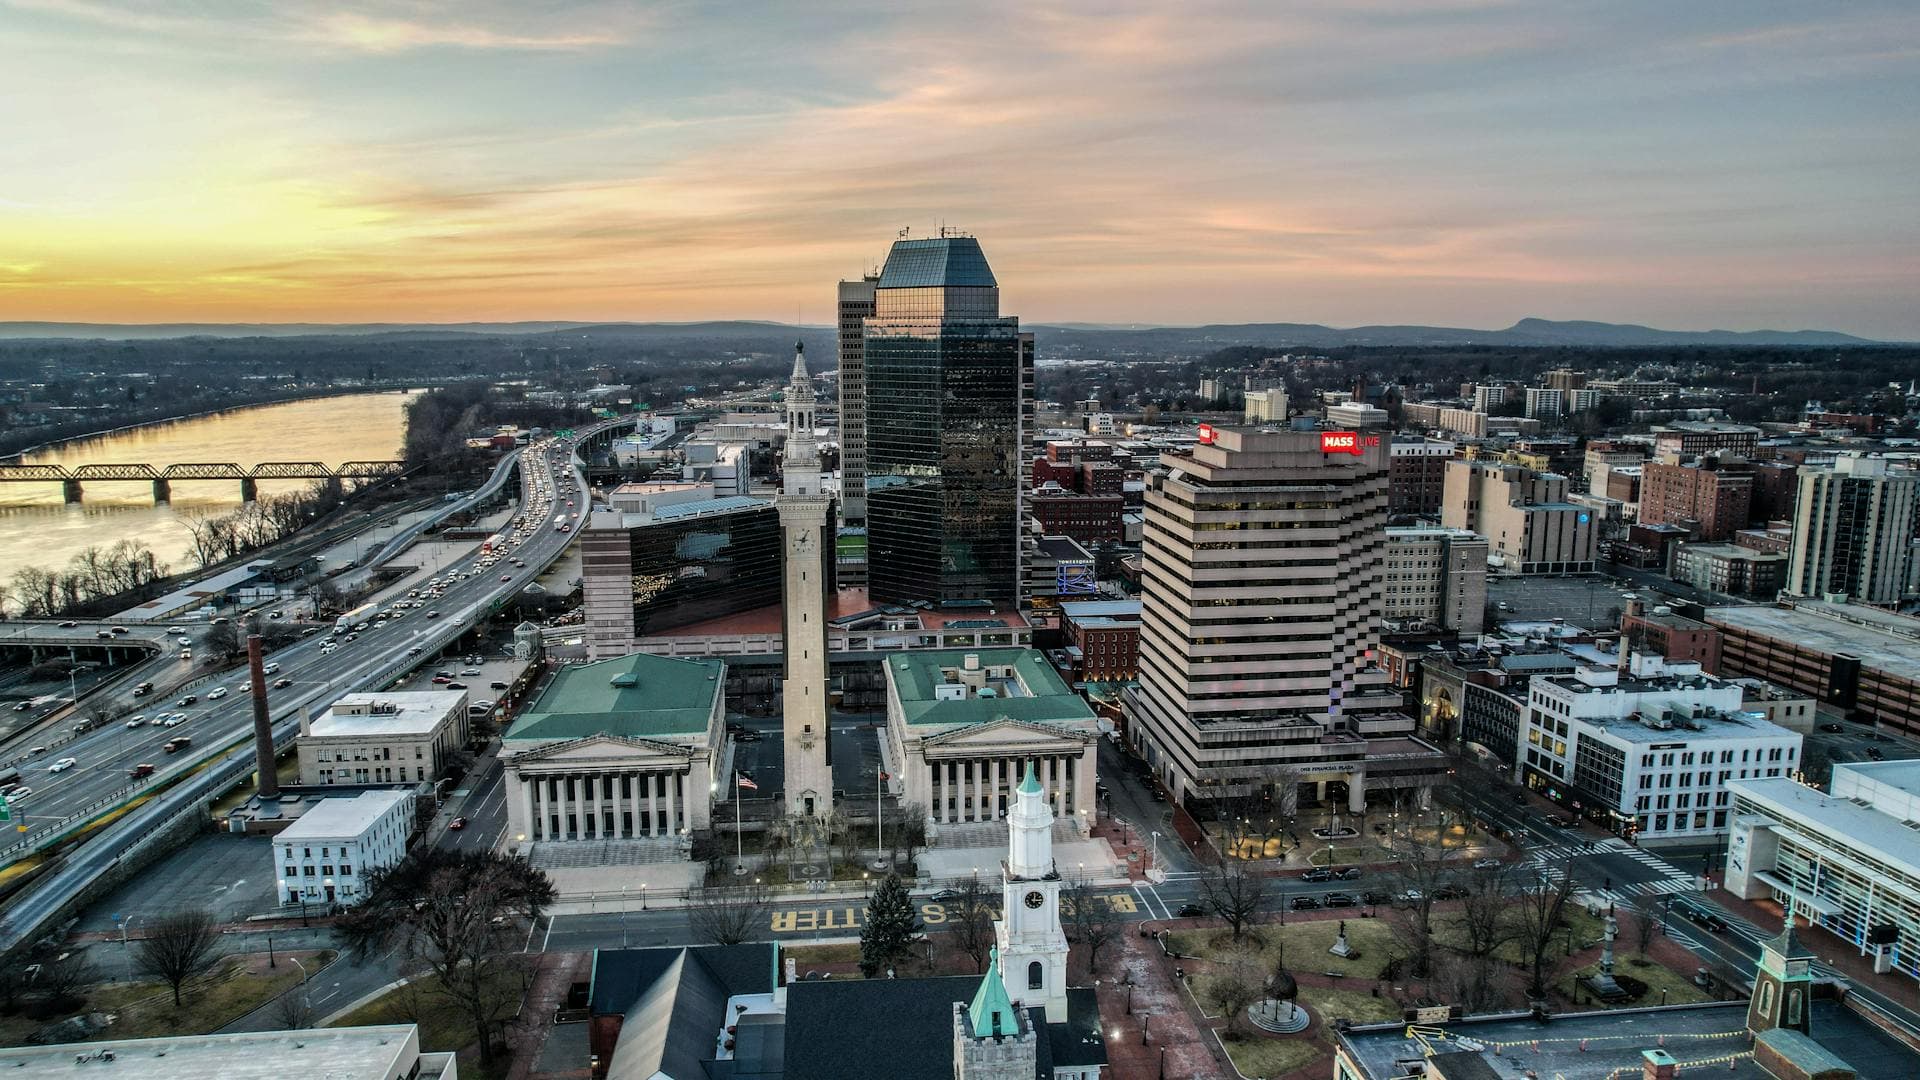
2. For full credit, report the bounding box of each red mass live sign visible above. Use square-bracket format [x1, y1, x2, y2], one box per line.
[1313, 428, 1374, 453]
[1197, 423, 1217, 444]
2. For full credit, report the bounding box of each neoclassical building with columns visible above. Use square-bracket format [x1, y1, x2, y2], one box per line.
[502, 652, 725, 847]
[881, 648, 1101, 830]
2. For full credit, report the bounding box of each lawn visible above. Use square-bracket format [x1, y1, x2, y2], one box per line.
[1563, 956, 1713, 1007]
[0, 950, 331, 1048]
[1217, 1030, 1321, 1078]
[1168, 916, 1399, 979]
[328, 974, 474, 1055]
[1298, 985, 1401, 1024]
[782, 942, 862, 970]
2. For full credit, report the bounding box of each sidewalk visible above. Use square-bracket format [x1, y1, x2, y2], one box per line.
[1708, 886, 1916, 1002]
[1103, 924, 1233, 1080]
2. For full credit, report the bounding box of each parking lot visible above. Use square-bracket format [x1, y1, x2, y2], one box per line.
[75, 833, 279, 934]
[1486, 574, 1647, 630]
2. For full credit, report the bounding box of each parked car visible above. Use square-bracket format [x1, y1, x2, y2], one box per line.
[1302, 868, 1335, 883]
[1176, 902, 1206, 918]
[1362, 890, 1392, 905]
[1323, 892, 1358, 908]
[1472, 857, 1502, 870]
[929, 889, 964, 903]
[447, 682, 468, 690]
[1290, 895, 1322, 910]
[1336, 867, 1363, 881]
[1395, 889, 1425, 905]
[489, 681, 509, 690]
[1432, 884, 1467, 901]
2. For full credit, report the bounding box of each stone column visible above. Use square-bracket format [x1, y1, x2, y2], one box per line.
[1348, 766, 1367, 815]
[612, 771, 626, 838]
[1075, 743, 1095, 818]
[666, 770, 678, 835]
[1044, 756, 1058, 813]
[519, 773, 536, 843]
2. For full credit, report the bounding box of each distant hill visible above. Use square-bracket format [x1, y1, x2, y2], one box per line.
[1027, 317, 1886, 352]
[0, 316, 1884, 348]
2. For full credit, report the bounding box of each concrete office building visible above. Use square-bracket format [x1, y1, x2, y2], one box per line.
[1441, 459, 1598, 574]
[1243, 386, 1287, 422]
[1325, 401, 1390, 428]
[1726, 760, 1920, 985]
[275, 788, 413, 907]
[1382, 526, 1487, 634]
[1388, 437, 1456, 516]
[1125, 426, 1447, 811]
[298, 691, 470, 786]
[0, 1026, 456, 1080]
[864, 235, 1030, 606]
[1674, 542, 1789, 599]
[1519, 652, 1802, 840]
[1654, 421, 1762, 458]
[836, 272, 878, 526]
[1787, 455, 1919, 606]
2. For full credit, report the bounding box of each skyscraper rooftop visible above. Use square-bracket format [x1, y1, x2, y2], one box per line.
[875, 236, 998, 289]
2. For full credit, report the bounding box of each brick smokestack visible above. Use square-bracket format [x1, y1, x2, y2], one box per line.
[248, 635, 278, 799]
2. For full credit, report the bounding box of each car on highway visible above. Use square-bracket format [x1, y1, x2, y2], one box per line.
[426, 610, 440, 618]
[273, 678, 293, 689]
[500, 574, 512, 582]
[132, 681, 154, 696]
[161, 716, 184, 727]
[264, 662, 281, 674]
[129, 763, 155, 779]
[177, 636, 192, 646]
[176, 695, 196, 706]
[59, 620, 78, 628]
[448, 817, 467, 831]
[126, 716, 145, 728]
[7, 786, 30, 800]
[207, 687, 228, 700]
[48, 757, 78, 773]
[167, 625, 186, 634]
[10, 702, 30, 712]
[25, 745, 46, 756]
[163, 737, 190, 753]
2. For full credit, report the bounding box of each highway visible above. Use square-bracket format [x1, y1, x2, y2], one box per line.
[0, 421, 628, 950]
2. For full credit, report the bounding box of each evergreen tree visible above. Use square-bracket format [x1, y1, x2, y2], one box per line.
[858, 872, 919, 978]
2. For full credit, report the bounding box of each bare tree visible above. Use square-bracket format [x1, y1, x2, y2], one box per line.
[36, 950, 99, 1008]
[1200, 953, 1264, 1035]
[1626, 896, 1659, 957]
[1449, 868, 1516, 962]
[338, 849, 555, 1067]
[1195, 861, 1269, 941]
[134, 909, 223, 1006]
[1063, 877, 1123, 978]
[688, 881, 774, 946]
[945, 876, 998, 973]
[271, 983, 313, 1029]
[1513, 858, 1578, 999]
[1385, 839, 1453, 978]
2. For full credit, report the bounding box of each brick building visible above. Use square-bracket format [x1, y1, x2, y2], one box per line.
[1640, 453, 1754, 541]
[1057, 599, 1142, 683]
[1622, 607, 1724, 673]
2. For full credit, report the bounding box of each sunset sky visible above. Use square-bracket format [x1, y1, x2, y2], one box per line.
[2, 1, 1916, 336]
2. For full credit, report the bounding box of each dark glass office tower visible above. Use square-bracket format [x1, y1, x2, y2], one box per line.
[864, 235, 1028, 605]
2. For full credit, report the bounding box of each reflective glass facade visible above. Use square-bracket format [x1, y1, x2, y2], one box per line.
[864, 237, 1027, 605]
[625, 504, 781, 634]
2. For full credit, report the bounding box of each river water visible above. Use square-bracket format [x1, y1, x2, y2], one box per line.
[0, 391, 422, 586]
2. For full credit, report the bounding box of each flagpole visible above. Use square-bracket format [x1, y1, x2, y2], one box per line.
[735, 775, 744, 868]
[876, 765, 883, 867]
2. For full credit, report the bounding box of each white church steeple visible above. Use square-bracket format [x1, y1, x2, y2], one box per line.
[995, 761, 1070, 1024]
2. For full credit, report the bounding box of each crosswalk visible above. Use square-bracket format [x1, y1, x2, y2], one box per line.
[1522, 837, 1698, 903]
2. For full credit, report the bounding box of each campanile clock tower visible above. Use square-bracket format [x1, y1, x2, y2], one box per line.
[779, 342, 834, 822]
[996, 761, 1070, 1023]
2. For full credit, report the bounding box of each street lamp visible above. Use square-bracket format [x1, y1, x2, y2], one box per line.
[1150, 831, 1160, 869]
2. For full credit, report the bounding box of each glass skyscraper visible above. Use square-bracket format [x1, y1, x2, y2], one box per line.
[863, 235, 1030, 605]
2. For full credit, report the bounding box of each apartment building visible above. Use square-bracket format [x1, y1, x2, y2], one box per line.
[1382, 526, 1488, 634]
[1787, 454, 1918, 606]
[1441, 459, 1598, 573]
[275, 788, 413, 907]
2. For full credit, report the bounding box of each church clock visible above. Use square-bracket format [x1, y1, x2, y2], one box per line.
[1024, 890, 1045, 909]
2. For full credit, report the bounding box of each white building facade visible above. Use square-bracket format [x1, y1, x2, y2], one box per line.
[1725, 761, 1920, 985]
[1519, 652, 1802, 840]
[276, 789, 413, 907]
[298, 691, 469, 786]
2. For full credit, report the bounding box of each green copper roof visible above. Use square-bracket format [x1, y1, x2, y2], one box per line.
[967, 949, 1019, 1039]
[886, 648, 1094, 729]
[1018, 760, 1043, 796]
[504, 653, 723, 743]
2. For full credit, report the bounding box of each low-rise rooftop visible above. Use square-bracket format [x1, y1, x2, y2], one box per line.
[1706, 601, 1920, 673]
[276, 789, 412, 840]
[0, 1025, 449, 1080]
[505, 652, 723, 743]
[311, 691, 467, 738]
[887, 648, 1094, 729]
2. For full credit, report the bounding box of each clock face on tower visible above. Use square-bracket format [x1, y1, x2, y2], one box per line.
[789, 530, 815, 555]
[1024, 890, 1045, 909]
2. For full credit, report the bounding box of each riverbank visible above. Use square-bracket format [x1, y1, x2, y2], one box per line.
[1, 382, 433, 461]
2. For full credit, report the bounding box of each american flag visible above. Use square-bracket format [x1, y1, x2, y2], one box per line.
[735, 772, 758, 791]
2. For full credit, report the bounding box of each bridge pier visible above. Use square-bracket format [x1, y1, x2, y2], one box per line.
[62, 479, 83, 504]
[152, 478, 171, 503]
[239, 477, 258, 502]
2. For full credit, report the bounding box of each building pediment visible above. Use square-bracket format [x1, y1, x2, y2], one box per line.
[509, 732, 693, 769]
[921, 717, 1092, 754]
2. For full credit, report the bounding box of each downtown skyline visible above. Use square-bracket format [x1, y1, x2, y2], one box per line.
[1, 1, 1917, 337]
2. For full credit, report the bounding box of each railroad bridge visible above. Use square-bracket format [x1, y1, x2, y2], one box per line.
[0, 461, 405, 503]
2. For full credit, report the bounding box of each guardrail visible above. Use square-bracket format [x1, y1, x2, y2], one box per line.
[365, 450, 522, 569]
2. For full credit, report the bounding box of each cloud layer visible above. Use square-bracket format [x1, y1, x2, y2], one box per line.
[1, 0, 1916, 335]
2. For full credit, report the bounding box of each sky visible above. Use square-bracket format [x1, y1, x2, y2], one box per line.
[1, 1, 1917, 337]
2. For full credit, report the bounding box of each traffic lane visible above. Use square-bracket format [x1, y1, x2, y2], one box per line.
[1095, 736, 1194, 872]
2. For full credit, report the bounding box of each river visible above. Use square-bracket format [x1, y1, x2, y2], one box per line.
[0, 391, 422, 587]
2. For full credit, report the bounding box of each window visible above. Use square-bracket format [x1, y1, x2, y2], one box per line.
[341, 864, 352, 876]
[1028, 961, 1043, 990]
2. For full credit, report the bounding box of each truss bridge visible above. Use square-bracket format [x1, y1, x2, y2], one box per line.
[0, 461, 405, 503]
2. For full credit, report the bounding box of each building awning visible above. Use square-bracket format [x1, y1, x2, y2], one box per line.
[1752, 871, 1842, 915]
